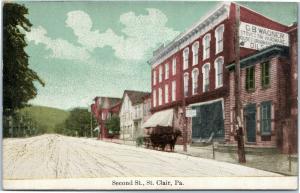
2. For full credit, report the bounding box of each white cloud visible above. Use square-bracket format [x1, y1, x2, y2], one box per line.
[66, 9, 179, 60]
[26, 26, 91, 61]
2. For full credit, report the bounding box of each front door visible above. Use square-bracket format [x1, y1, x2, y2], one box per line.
[244, 104, 256, 143]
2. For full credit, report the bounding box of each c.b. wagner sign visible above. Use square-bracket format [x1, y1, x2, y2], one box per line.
[239, 22, 289, 50]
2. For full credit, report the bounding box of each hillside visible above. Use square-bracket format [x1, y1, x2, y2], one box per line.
[20, 105, 70, 133]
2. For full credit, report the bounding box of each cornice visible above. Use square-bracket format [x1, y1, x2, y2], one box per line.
[149, 2, 230, 69]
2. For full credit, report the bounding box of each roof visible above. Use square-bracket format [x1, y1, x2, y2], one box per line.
[123, 90, 151, 105]
[94, 96, 121, 109]
[226, 45, 289, 71]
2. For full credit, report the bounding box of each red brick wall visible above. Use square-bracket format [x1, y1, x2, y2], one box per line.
[228, 56, 290, 149]
[151, 3, 290, 113]
[227, 3, 290, 63]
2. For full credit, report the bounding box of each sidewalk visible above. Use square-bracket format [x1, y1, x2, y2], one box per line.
[100, 138, 298, 176]
[174, 144, 298, 176]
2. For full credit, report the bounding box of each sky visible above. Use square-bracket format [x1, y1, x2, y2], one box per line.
[20, 1, 297, 110]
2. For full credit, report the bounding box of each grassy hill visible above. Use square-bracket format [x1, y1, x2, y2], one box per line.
[20, 105, 70, 133]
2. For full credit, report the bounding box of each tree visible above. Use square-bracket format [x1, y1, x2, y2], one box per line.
[3, 3, 44, 116]
[62, 108, 96, 137]
[105, 115, 120, 134]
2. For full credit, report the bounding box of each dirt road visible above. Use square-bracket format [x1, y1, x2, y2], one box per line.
[3, 134, 281, 179]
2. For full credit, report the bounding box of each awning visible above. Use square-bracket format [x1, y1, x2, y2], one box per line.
[142, 109, 174, 128]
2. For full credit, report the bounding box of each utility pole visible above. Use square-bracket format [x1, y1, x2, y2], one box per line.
[234, 4, 246, 163]
[89, 105, 93, 138]
[182, 69, 187, 152]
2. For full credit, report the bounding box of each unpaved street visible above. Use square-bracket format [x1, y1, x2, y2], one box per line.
[3, 134, 281, 179]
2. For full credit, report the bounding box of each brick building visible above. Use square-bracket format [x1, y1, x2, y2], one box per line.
[91, 96, 121, 139]
[146, 2, 297, 151]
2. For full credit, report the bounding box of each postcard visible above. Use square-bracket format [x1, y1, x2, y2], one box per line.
[2, 0, 298, 190]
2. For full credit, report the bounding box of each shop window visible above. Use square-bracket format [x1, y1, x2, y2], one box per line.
[246, 66, 255, 91]
[192, 41, 199, 66]
[261, 61, 270, 87]
[215, 24, 224, 54]
[261, 101, 271, 136]
[214, 56, 224, 88]
[183, 47, 189, 70]
[192, 68, 199, 95]
[202, 63, 210, 92]
[202, 33, 211, 60]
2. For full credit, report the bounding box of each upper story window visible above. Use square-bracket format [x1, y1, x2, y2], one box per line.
[261, 61, 270, 87]
[202, 63, 210, 92]
[153, 89, 156, 107]
[172, 57, 176, 75]
[246, 66, 255, 91]
[184, 72, 189, 97]
[215, 24, 224, 54]
[183, 47, 189, 70]
[172, 80, 176, 101]
[159, 65, 163, 83]
[261, 101, 272, 136]
[153, 70, 156, 85]
[192, 41, 199, 66]
[165, 63, 169, 80]
[214, 56, 224, 88]
[158, 87, 162, 106]
[203, 33, 211, 60]
[192, 68, 199, 95]
[165, 84, 169, 104]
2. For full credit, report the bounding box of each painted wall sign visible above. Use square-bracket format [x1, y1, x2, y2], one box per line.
[239, 22, 289, 50]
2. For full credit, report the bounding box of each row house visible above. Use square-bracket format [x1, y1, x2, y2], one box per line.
[91, 96, 121, 139]
[119, 90, 151, 140]
[145, 2, 297, 152]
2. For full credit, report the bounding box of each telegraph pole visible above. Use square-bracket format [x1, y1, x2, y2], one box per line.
[234, 4, 246, 163]
[182, 70, 187, 152]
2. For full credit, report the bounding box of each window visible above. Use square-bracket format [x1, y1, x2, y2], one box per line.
[202, 63, 210, 92]
[214, 57, 224, 88]
[172, 57, 176, 75]
[153, 89, 156, 107]
[192, 41, 199, 66]
[192, 68, 199, 95]
[183, 47, 189, 70]
[159, 66, 163, 82]
[261, 101, 271, 135]
[165, 63, 169, 79]
[261, 61, 270, 87]
[158, 87, 162, 106]
[203, 33, 211, 60]
[215, 24, 224, 54]
[172, 80, 176, 101]
[165, 84, 169, 103]
[184, 73, 189, 97]
[246, 66, 255, 91]
[153, 70, 156, 85]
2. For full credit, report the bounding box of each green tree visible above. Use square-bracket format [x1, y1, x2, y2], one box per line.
[63, 108, 96, 137]
[3, 3, 44, 116]
[105, 115, 120, 134]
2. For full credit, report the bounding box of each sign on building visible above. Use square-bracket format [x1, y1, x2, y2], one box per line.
[186, 108, 197, 117]
[239, 22, 289, 50]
